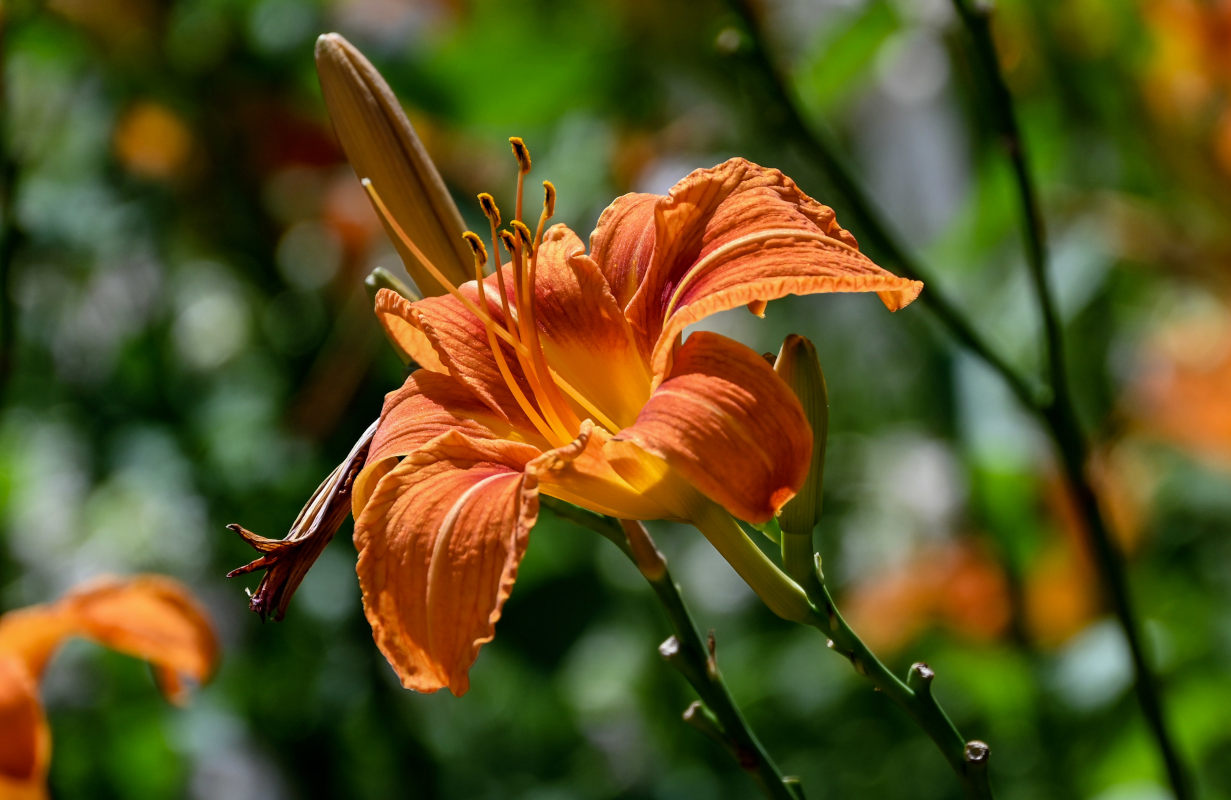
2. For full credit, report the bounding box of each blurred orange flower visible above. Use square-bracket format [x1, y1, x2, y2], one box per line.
[0, 576, 218, 800]
[1130, 305, 1231, 467]
[843, 541, 1011, 654]
[113, 102, 194, 181]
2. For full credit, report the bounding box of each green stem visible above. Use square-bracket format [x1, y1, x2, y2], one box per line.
[540, 499, 804, 800]
[696, 505, 994, 798]
[803, 560, 993, 799]
[948, 3, 1191, 797]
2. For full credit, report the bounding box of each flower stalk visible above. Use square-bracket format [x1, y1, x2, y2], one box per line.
[542, 499, 804, 800]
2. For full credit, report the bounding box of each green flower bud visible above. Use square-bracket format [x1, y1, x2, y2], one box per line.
[774, 334, 828, 538]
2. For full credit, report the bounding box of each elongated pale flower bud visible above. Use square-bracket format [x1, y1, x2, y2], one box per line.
[774, 334, 828, 538]
[315, 33, 472, 296]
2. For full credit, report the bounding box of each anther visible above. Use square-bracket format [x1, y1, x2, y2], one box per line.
[478, 193, 501, 226]
[509, 137, 531, 173]
[462, 231, 488, 267]
[498, 229, 518, 254]
[542, 181, 556, 218]
[511, 220, 534, 249]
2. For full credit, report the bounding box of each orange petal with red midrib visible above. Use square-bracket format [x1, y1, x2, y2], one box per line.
[353, 432, 541, 695]
[610, 331, 812, 524]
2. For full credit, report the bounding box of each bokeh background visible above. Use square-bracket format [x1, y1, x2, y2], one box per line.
[2, 0, 1230, 798]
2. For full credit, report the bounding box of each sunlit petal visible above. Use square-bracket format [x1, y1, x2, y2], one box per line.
[610, 331, 812, 523]
[588, 192, 658, 310]
[353, 369, 544, 515]
[353, 432, 541, 695]
[621, 158, 922, 376]
[531, 420, 673, 520]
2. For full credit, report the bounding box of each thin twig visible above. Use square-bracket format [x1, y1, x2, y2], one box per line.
[783, 543, 994, 799]
[948, 2, 1191, 796]
[539, 499, 803, 800]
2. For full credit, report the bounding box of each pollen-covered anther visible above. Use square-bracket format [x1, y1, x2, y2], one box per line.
[498, 229, 518, 255]
[478, 193, 501, 226]
[511, 220, 534, 250]
[542, 181, 556, 218]
[509, 136, 532, 173]
[462, 231, 488, 268]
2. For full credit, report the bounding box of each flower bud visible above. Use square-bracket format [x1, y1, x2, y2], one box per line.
[773, 334, 828, 537]
[315, 33, 472, 295]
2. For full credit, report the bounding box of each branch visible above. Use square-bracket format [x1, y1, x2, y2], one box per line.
[540, 499, 804, 800]
[948, 3, 1191, 796]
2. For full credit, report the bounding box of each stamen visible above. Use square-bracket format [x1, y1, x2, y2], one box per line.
[509, 137, 532, 172]
[510, 137, 531, 224]
[494, 225, 576, 442]
[477, 193, 501, 227]
[542, 181, 556, 217]
[464, 229, 561, 445]
[479, 194, 518, 336]
[365, 177, 612, 437]
[510, 220, 534, 250]
[461, 231, 488, 269]
[535, 181, 556, 248]
[363, 179, 511, 345]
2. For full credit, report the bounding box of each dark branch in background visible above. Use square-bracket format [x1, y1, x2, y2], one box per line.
[948, 2, 1192, 797]
[541, 499, 805, 800]
[0, 9, 26, 406]
[724, 0, 1191, 797]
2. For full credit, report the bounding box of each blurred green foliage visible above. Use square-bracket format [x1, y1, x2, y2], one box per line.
[3, 0, 1231, 798]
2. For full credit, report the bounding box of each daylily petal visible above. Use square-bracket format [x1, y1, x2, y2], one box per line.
[530, 225, 652, 430]
[353, 432, 541, 695]
[531, 420, 673, 520]
[588, 192, 658, 310]
[621, 158, 923, 376]
[373, 289, 445, 372]
[0, 577, 217, 703]
[353, 369, 543, 514]
[379, 283, 538, 428]
[609, 331, 812, 524]
[315, 33, 472, 295]
[0, 657, 48, 799]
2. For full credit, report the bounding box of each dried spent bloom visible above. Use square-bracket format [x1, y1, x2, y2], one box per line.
[0, 576, 218, 798]
[234, 33, 922, 696]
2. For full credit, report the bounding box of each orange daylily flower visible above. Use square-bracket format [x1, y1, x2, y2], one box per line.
[352, 157, 921, 695]
[0, 576, 218, 799]
[244, 34, 922, 696]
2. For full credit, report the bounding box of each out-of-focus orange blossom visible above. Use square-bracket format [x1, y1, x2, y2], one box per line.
[112, 102, 194, 181]
[844, 446, 1151, 652]
[1141, 0, 1231, 173]
[1130, 302, 1231, 467]
[843, 540, 1011, 654]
